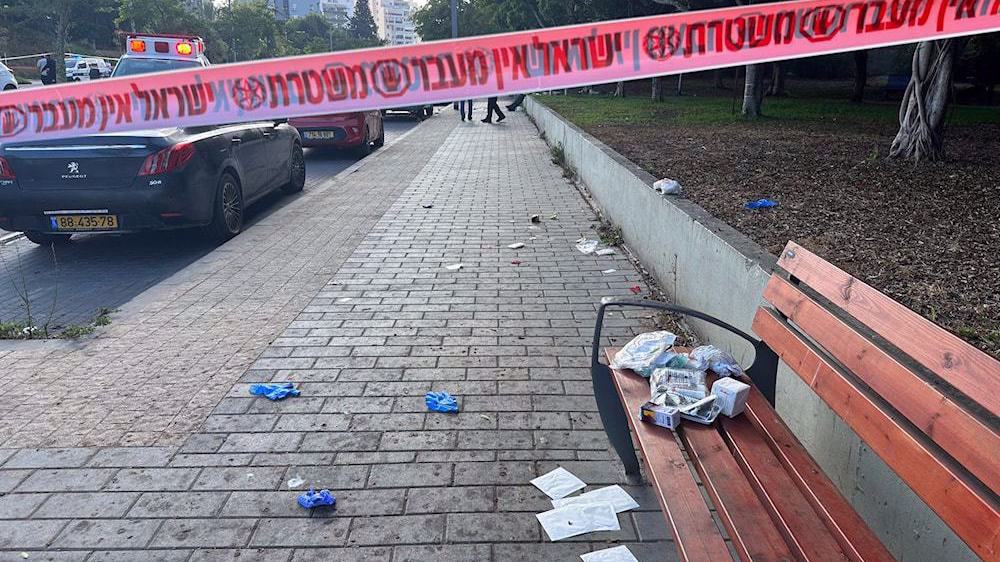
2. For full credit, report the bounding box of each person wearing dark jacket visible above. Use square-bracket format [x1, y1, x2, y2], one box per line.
[482, 97, 505, 123]
[506, 94, 526, 111]
[39, 54, 56, 85]
[89, 64, 101, 80]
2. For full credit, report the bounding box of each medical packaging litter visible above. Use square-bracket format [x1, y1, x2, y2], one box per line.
[687, 345, 743, 377]
[650, 367, 708, 401]
[551, 485, 639, 513]
[536, 502, 620, 541]
[249, 383, 300, 401]
[581, 546, 640, 562]
[711, 377, 751, 417]
[610, 331, 679, 377]
[531, 467, 586, 500]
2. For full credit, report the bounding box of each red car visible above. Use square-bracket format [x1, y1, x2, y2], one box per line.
[289, 111, 384, 155]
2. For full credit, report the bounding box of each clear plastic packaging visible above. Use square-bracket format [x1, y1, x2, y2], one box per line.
[650, 367, 708, 400]
[687, 345, 743, 377]
[610, 331, 679, 377]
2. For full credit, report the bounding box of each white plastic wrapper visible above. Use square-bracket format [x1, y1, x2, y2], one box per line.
[581, 546, 640, 562]
[551, 485, 639, 513]
[650, 367, 708, 400]
[610, 331, 679, 377]
[687, 345, 744, 377]
[653, 178, 682, 195]
[536, 502, 620, 541]
[575, 238, 599, 254]
[531, 467, 586, 500]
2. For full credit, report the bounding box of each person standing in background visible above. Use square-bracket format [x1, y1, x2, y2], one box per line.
[38, 54, 56, 85]
[459, 99, 473, 121]
[482, 97, 505, 124]
[506, 94, 526, 112]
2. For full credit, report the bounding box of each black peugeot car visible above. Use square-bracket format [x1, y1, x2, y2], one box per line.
[0, 34, 306, 245]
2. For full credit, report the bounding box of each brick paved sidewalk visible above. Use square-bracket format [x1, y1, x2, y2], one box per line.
[0, 112, 674, 561]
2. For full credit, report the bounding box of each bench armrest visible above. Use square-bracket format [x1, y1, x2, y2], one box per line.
[592, 297, 779, 404]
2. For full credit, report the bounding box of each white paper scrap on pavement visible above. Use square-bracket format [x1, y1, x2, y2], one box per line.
[531, 467, 586, 499]
[445, 263, 464, 270]
[552, 485, 639, 514]
[575, 238, 599, 254]
[508, 242, 525, 249]
[595, 248, 616, 256]
[580, 545, 639, 562]
[536, 502, 620, 541]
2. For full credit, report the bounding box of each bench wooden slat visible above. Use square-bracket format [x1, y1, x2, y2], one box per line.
[753, 308, 1000, 561]
[764, 275, 1000, 494]
[738, 387, 896, 562]
[720, 414, 854, 562]
[678, 423, 797, 562]
[605, 350, 734, 562]
[777, 241, 1000, 417]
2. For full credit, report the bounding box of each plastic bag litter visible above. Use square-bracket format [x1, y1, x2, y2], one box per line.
[297, 489, 336, 509]
[581, 546, 639, 562]
[653, 178, 682, 195]
[536, 502, 620, 541]
[249, 383, 300, 401]
[610, 331, 679, 377]
[687, 345, 743, 377]
[745, 198, 778, 209]
[552, 485, 639, 513]
[595, 248, 616, 256]
[445, 263, 464, 270]
[287, 477, 305, 489]
[650, 367, 708, 401]
[531, 467, 586, 499]
[508, 242, 525, 249]
[575, 238, 599, 254]
[425, 391, 459, 413]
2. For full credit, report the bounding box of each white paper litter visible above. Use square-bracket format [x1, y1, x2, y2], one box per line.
[595, 248, 616, 256]
[552, 485, 639, 514]
[602, 269, 617, 274]
[508, 242, 525, 249]
[287, 477, 305, 489]
[445, 263, 464, 270]
[576, 238, 599, 254]
[337, 297, 352, 303]
[531, 467, 586, 499]
[580, 545, 639, 562]
[536, 502, 620, 541]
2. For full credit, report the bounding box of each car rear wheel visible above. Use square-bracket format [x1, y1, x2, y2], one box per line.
[355, 127, 372, 157]
[208, 172, 243, 241]
[3, 84, 15, 91]
[373, 126, 385, 148]
[282, 143, 306, 195]
[24, 231, 72, 246]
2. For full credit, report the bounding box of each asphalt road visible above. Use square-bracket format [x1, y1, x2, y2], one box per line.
[0, 116, 420, 332]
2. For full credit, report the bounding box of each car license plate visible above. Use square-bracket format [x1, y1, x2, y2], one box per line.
[304, 131, 337, 140]
[50, 214, 119, 231]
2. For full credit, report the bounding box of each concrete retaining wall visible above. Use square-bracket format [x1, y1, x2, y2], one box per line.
[525, 96, 976, 562]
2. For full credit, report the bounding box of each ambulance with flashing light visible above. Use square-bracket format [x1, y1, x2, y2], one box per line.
[0, 33, 305, 246]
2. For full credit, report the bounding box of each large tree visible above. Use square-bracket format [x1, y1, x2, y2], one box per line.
[742, 64, 765, 117]
[412, 0, 499, 41]
[349, 0, 380, 44]
[889, 40, 959, 162]
[214, 1, 280, 61]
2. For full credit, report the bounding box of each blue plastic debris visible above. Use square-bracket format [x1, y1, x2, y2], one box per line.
[297, 488, 336, 509]
[425, 391, 459, 413]
[249, 382, 300, 401]
[745, 198, 779, 209]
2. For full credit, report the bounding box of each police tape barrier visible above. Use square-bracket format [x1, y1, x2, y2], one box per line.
[1, 0, 998, 144]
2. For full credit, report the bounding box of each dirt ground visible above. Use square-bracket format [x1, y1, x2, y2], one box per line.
[550, 99, 1000, 360]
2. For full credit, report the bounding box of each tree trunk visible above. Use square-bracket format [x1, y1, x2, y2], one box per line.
[767, 63, 786, 96]
[714, 69, 726, 89]
[889, 40, 957, 162]
[742, 64, 765, 118]
[55, 3, 70, 83]
[613, 81, 625, 98]
[676, 74, 683, 96]
[651, 77, 664, 102]
[850, 50, 869, 103]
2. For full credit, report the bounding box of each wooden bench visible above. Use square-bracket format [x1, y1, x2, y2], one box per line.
[591, 240, 999, 561]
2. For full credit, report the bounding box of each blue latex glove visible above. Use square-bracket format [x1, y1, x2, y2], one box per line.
[425, 391, 459, 413]
[298, 489, 336, 509]
[249, 382, 300, 401]
[745, 198, 778, 209]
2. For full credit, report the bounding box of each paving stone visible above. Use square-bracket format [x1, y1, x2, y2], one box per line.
[220, 491, 305, 518]
[192, 466, 285, 491]
[378, 431, 456, 451]
[298, 432, 379, 453]
[2, 551, 88, 561]
[169, 453, 253, 467]
[0, 519, 68, 548]
[405, 486, 494, 514]
[457, 430, 532, 450]
[0, 470, 31, 493]
[493, 543, 592, 561]
[312, 489, 407, 517]
[87, 447, 176, 468]
[105, 468, 200, 491]
[446, 512, 541, 542]
[333, 451, 415, 465]
[151, 518, 257, 548]
[203, 415, 279, 433]
[250, 518, 350, 547]
[393, 544, 492, 561]
[17, 468, 116, 492]
[52, 518, 161, 549]
[4, 448, 96, 469]
[367, 462, 452, 488]
[0, 492, 48, 518]
[496, 485, 558, 513]
[189, 549, 292, 562]
[218, 433, 303, 454]
[88, 550, 193, 562]
[290, 547, 390, 562]
[281, 465, 369, 490]
[346, 514, 445, 546]
[128, 491, 229, 518]
[453, 462, 537, 486]
[273, 414, 350, 432]
[34, 492, 139, 519]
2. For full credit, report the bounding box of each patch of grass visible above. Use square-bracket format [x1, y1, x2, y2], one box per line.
[598, 223, 624, 246]
[550, 143, 566, 166]
[0, 322, 28, 339]
[61, 324, 95, 339]
[94, 307, 114, 326]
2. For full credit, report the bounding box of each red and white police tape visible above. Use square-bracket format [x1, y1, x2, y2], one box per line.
[1, 0, 998, 144]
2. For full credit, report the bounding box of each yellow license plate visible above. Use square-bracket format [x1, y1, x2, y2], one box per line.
[51, 214, 119, 231]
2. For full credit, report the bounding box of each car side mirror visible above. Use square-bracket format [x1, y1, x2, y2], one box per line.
[273, 119, 288, 125]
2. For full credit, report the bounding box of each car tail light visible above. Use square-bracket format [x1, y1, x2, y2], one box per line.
[139, 143, 195, 176]
[0, 157, 15, 180]
[129, 39, 146, 52]
[176, 42, 193, 55]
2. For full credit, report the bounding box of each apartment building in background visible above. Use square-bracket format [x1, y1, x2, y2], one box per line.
[370, 0, 418, 45]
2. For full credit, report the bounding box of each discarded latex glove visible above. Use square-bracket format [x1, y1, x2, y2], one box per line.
[745, 198, 778, 209]
[249, 382, 300, 401]
[425, 391, 459, 413]
[297, 488, 336, 509]
[653, 178, 682, 195]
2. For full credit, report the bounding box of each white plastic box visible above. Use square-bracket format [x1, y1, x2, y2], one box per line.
[711, 377, 751, 417]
